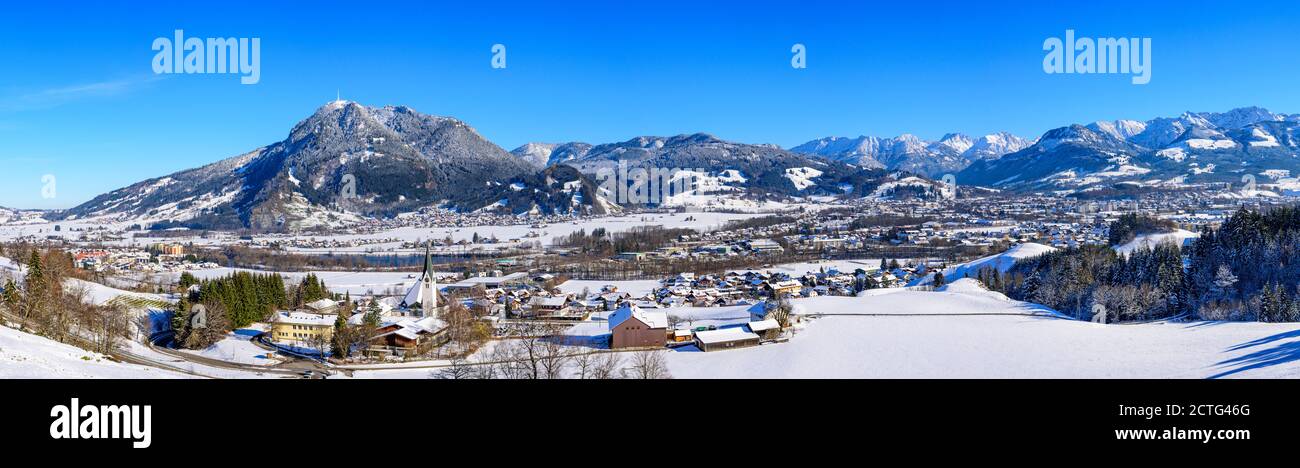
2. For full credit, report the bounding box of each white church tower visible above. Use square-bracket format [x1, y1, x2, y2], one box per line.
[401, 241, 439, 317]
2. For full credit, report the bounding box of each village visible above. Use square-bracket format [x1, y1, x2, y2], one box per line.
[255, 244, 927, 363]
[3, 188, 1293, 379]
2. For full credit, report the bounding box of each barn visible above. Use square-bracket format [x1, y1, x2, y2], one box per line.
[608, 304, 668, 349]
[694, 327, 761, 352]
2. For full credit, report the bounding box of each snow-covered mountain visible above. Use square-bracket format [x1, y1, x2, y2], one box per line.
[958, 107, 1300, 193]
[1086, 120, 1147, 141]
[790, 132, 1031, 177]
[57, 101, 615, 230]
[963, 132, 1035, 160]
[510, 142, 593, 167]
[553, 132, 915, 201]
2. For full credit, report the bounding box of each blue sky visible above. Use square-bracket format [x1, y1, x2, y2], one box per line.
[1, 0, 1298, 209]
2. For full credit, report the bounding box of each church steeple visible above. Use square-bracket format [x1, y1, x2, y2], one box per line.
[421, 240, 437, 316]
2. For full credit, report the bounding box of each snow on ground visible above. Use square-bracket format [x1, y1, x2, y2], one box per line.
[0, 211, 771, 254]
[568, 304, 755, 340]
[910, 243, 1056, 286]
[784, 167, 824, 190]
[1114, 229, 1200, 255]
[556, 279, 661, 298]
[67, 277, 171, 306]
[730, 258, 887, 276]
[149, 268, 437, 297]
[665, 282, 1300, 379]
[179, 325, 284, 366]
[0, 325, 190, 378]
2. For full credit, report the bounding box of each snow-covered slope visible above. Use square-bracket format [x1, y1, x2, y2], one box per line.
[666, 285, 1300, 378]
[1114, 229, 1200, 255]
[0, 325, 187, 378]
[911, 243, 1057, 286]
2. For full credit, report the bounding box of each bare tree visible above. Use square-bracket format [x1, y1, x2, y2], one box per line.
[590, 352, 624, 380]
[432, 355, 475, 379]
[624, 350, 672, 379]
[572, 351, 597, 379]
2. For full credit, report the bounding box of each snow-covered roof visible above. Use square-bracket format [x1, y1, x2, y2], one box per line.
[694, 327, 760, 344]
[748, 319, 780, 332]
[531, 296, 568, 307]
[608, 304, 668, 330]
[274, 311, 336, 327]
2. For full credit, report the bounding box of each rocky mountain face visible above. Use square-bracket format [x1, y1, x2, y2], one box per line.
[958, 107, 1300, 194]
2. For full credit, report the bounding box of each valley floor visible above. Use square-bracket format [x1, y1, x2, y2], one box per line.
[5, 273, 1300, 379]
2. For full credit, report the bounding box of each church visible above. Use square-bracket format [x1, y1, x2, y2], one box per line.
[400, 241, 448, 317]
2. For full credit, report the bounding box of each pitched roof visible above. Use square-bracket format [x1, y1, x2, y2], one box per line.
[607, 304, 668, 330]
[694, 327, 760, 344]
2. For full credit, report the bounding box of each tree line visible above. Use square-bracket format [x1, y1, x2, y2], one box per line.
[983, 207, 1300, 322]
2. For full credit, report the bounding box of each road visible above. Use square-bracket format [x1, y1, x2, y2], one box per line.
[148, 330, 327, 378]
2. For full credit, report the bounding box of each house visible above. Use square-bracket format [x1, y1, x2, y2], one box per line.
[368, 316, 442, 355]
[270, 311, 336, 345]
[748, 301, 776, 321]
[529, 296, 575, 318]
[745, 238, 784, 254]
[616, 252, 647, 262]
[608, 304, 668, 349]
[763, 280, 803, 298]
[694, 327, 760, 352]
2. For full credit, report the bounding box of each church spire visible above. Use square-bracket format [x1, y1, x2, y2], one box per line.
[422, 240, 436, 315]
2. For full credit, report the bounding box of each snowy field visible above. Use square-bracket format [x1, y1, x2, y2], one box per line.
[0, 211, 768, 253]
[179, 325, 284, 366]
[729, 258, 888, 276]
[556, 279, 662, 298]
[665, 280, 1300, 379]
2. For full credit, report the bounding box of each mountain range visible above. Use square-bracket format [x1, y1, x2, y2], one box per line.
[788, 132, 1034, 177]
[54, 102, 908, 231]
[959, 106, 1300, 193]
[44, 103, 1300, 231]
